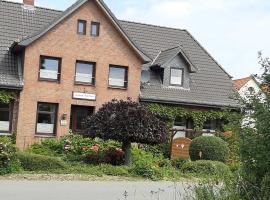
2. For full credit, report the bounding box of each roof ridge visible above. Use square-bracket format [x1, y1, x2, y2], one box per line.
[233, 76, 252, 81]
[161, 45, 181, 52]
[2, 0, 63, 13]
[120, 20, 186, 32]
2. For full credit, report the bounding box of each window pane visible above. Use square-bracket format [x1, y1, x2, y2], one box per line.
[37, 103, 57, 134]
[109, 67, 126, 87]
[170, 69, 183, 85]
[38, 103, 56, 112]
[141, 70, 150, 84]
[173, 118, 186, 139]
[0, 103, 9, 109]
[0, 111, 9, 131]
[75, 62, 94, 83]
[91, 22, 99, 36]
[78, 20, 86, 34]
[40, 57, 59, 80]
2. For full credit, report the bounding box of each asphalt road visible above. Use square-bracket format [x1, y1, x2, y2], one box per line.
[0, 181, 194, 200]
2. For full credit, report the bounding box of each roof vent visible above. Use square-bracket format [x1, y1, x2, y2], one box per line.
[23, 0, 34, 6]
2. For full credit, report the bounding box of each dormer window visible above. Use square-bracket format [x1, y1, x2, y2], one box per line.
[91, 22, 100, 36]
[141, 70, 150, 84]
[170, 68, 183, 86]
[77, 20, 86, 35]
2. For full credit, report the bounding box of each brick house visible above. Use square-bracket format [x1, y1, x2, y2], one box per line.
[0, 0, 237, 149]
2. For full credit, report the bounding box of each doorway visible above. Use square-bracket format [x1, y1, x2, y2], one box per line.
[70, 105, 94, 133]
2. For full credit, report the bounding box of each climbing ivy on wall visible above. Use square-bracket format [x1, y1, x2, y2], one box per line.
[0, 90, 15, 104]
[147, 103, 241, 131]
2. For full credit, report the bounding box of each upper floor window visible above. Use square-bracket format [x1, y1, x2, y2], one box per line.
[0, 103, 11, 133]
[77, 20, 86, 35]
[36, 102, 58, 135]
[170, 68, 183, 86]
[141, 70, 150, 84]
[108, 65, 128, 89]
[39, 56, 61, 82]
[75, 61, 96, 85]
[91, 22, 100, 36]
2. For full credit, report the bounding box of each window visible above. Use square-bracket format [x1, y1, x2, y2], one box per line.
[77, 20, 86, 35]
[36, 103, 58, 135]
[39, 56, 61, 81]
[141, 70, 150, 84]
[173, 117, 187, 139]
[170, 68, 183, 86]
[0, 103, 11, 133]
[108, 65, 128, 88]
[75, 61, 96, 85]
[91, 22, 100, 36]
[203, 119, 217, 131]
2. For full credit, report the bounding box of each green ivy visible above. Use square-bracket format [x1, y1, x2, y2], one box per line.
[147, 103, 241, 131]
[0, 90, 15, 104]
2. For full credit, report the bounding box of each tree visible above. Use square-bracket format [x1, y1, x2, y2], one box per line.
[83, 99, 169, 166]
[238, 52, 270, 199]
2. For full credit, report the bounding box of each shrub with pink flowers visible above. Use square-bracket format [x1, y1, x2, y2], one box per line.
[0, 136, 17, 175]
[83, 144, 124, 165]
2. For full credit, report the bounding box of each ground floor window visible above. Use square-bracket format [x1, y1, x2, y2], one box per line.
[173, 117, 187, 139]
[70, 105, 94, 133]
[36, 102, 58, 135]
[0, 103, 11, 133]
[203, 119, 218, 132]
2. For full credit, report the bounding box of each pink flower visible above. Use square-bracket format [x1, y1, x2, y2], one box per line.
[91, 144, 100, 152]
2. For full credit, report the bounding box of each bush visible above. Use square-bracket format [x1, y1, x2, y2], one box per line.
[130, 160, 163, 180]
[171, 157, 187, 169]
[189, 136, 229, 163]
[0, 136, 18, 175]
[261, 173, 270, 200]
[181, 160, 231, 176]
[16, 152, 67, 171]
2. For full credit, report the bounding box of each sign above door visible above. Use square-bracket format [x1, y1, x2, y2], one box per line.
[72, 92, 96, 101]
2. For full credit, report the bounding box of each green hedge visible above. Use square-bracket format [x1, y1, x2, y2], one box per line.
[16, 152, 67, 171]
[189, 136, 229, 162]
[261, 173, 270, 200]
[181, 160, 231, 176]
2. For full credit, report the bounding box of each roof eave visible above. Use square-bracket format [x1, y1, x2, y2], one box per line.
[0, 85, 23, 91]
[140, 97, 239, 110]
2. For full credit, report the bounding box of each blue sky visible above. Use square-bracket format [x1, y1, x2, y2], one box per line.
[10, 0, 270, 79]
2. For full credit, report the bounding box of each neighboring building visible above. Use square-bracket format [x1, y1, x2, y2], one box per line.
[233, 76, 264, 100]
[233, 76, 265, 127]
[0, 0, 237, 149]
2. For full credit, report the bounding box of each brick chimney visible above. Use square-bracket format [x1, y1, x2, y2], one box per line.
[23, 0, 34, 6]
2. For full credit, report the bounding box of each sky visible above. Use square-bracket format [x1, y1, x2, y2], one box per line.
[9, 0, 270, 79]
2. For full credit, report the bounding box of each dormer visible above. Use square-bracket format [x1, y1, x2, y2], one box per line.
[150, 46, 196, 89]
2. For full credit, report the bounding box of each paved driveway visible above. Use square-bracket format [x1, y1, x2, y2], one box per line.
[0, 180, 194, 200]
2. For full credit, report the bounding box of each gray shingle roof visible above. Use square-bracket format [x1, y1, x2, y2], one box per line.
[120, 21, 238, 108]
[0, 0, 238, 108]
[151, 46, 197, 73]
[0, 0, 61, 89]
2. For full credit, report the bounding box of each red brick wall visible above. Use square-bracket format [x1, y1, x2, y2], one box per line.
[16, 1, 143, 149]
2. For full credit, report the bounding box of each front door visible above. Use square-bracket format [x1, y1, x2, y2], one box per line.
[70, 105, 94, 133]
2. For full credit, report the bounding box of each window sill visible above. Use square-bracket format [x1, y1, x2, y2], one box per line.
[74, 82, 95, 87]
[108, 86, 127, 90]
[39, 78, 60, 83]
[0, 132, 12, 136]
[35, 134, 56, 138]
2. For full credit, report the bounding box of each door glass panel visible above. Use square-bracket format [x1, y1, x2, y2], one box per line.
[70, 106, 94, 132]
